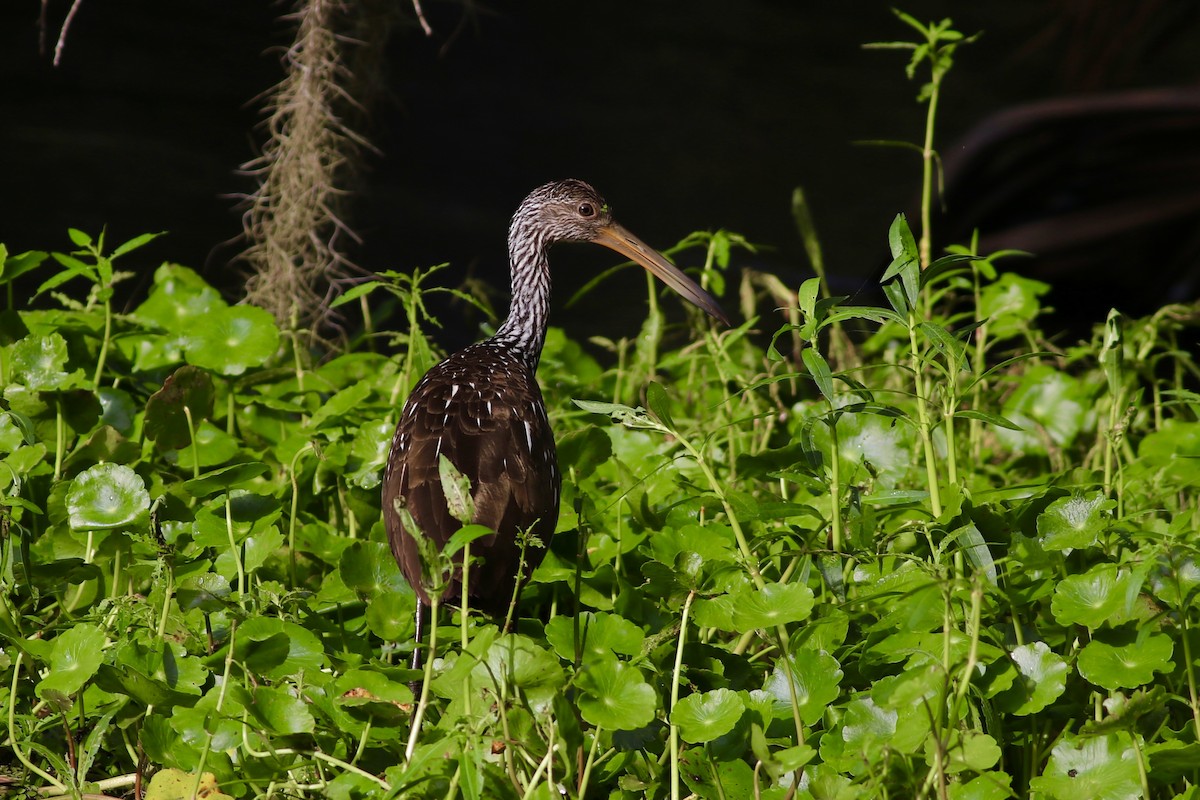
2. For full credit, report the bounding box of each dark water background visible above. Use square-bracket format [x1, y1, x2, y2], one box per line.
[3, 1, 1198, 344]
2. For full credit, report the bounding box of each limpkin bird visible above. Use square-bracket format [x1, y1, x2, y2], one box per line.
[382, 179, 729, 661]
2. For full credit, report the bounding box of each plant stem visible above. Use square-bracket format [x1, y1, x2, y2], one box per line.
[669, 591, 695, 800]
[1180, 599, 1200, 740]
[225, 494, 246, 607]
[93, 299, 112, 388]
[918, 73, 940, 270]
[10, 653, 67, 792]
[287, 444, 313, 588]
[949, 580, 982, 723]
[577, 731, 606, 800]
[38, 772, 138, 797]
[238, 738, 389, 790]
[442, 764, 462, 800]
[520, 740, 556, 800]
[643, 270, 660, 382]
[461, 540, 472, 719]
[405, 595, 439, 761]
[156, 560, 173, 638]
[674, 433, 761, 588]
[53, 397, 65, 482]
[828, 417, 842, 553]
[183, 406, 200, 481]
[908, 318, 942, 517]
[191, 621, 236, 800]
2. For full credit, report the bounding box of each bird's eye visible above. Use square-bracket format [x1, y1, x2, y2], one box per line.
[578, 202, 596, 217]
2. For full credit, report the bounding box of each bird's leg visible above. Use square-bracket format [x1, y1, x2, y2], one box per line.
[407, 597, 426, 697]
[410, 597, 425, 672]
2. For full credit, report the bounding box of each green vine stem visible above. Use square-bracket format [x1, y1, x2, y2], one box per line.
[9, 652, 67, 792]
[405, 594, 440, 762]
[669, 590, 696, 800]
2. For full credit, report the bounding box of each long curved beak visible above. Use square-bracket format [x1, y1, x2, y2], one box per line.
[592, 223, 731, 326]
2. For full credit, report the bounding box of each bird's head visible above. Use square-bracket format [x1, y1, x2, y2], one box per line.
[512, 179, 731, 325]
[513, 179, 614, 242]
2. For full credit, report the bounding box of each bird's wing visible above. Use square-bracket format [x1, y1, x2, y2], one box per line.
[382, 349, 560, 609]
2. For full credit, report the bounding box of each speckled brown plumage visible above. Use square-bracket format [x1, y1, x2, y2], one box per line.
[383, 343, 559, 614]
[383, 180, 728, 651]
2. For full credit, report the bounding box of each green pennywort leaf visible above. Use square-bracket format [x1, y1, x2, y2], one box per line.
[998, 641, 1068, 716]
[671, 688, 744, 743]
[576, 655, 656, 730]
[1038, 492, 1116, 552]
[1077, 635, 1174, 691]
[67, 463, 150, 531]
[35, 623, 106, 699]
[183, 305, 280, 376]
[730, 582, 815, 630]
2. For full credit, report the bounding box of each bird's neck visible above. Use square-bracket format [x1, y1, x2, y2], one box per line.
[491, 220, 551, 370]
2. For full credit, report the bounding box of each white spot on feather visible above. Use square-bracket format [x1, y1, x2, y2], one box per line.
[523, 421, 534, 452]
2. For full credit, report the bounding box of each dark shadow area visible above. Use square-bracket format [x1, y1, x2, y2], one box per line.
[2, 1, 1197, 343]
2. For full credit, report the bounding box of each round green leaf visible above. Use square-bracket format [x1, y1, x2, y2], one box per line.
[170, 686, 244, 754]
[1147, 740, 1200, 784]
[339, 541, 410, 600]
[996, 366, 1089, 452]
[671, 688, 744, 743]
[1136, 419, 1200, 486]
[0, 412, 29, 451]
[1029, 733, 1141, 800]
[246, 685, 315, 735]
[839, 695, 897, 752]
[1037, 492, 1115, 552]
[730, 582, 814, 630]
[764, 649, 843, 725]
[35, 623, 106, 699]
[175, 573, 232, 612]
[365, 588, 416, 642]
[8, 333, 79, 392]
[947, 773, 1013, 800]
[172, 421, 240, 469]
[1078, 635, 1173, 690]
[238, 617, 326, 680]
[117, 638, 206, 696]
[545, 611, 645, 661]
[978, 273, 1050, 339]
[679, 754, 756, 800]
[145, 768, 234, 800]
[1150, 552, 1200, 610]
[997, 641, 1067, 716]
[334, 668, 414, 724]
[576, 655, 656, 730]
[648, 523, 737, 567]
[870, 666, 937, 753]
[1050, 563, 1128, 629]
[473, 634, 564, 713]
[184, 305, 280, 376]
[556, 425, 613, 476]
[836, 412, 916, 488]
[133, 264, 228, 333]
[67, 463, 150, 531]
[932, 730, 1001, 773]
[692, 595, 735, 631]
